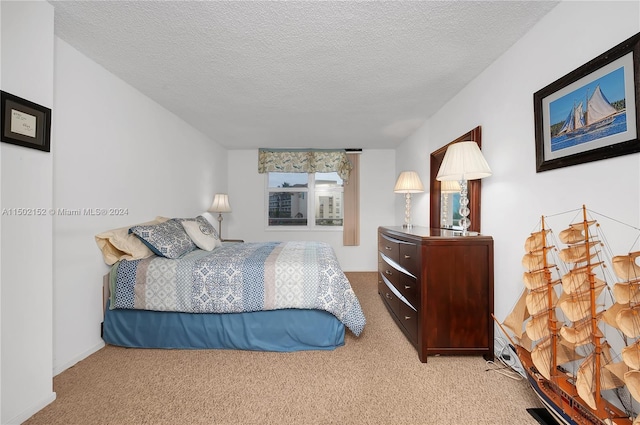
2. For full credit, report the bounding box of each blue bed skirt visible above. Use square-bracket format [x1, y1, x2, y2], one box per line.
[103, 301, 345, 351]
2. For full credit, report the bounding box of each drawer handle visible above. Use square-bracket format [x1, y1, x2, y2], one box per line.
[385, 246, 392, 251]
[404, 254, 411, 259]
[385, 270, 393, 276]
[404, 285, 411, 289]
[385, 293, 392, 300]
[404, 316, 412, 320]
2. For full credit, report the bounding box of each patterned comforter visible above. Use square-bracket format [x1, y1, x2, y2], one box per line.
[111, 241, 365, 336]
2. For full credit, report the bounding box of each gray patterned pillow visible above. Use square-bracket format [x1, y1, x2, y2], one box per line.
[177, 215, 222, 251]
[129, 219, 197, 259]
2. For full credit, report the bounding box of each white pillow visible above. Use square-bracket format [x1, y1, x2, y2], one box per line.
[180, 215, 222, 251]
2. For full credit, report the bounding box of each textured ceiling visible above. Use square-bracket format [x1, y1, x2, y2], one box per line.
[49, 1, 559, 150]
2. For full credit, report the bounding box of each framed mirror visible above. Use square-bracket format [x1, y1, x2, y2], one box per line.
[429, 126, 482, 232]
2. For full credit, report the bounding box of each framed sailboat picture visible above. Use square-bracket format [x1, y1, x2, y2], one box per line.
[534, 32, 640, 172]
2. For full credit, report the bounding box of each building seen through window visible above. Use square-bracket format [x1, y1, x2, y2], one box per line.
[267, 172, 343, 227]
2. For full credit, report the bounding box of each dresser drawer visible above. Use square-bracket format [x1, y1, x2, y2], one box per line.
[398, 274, 418, 307]
[378, 274, 400, 317]
[399, 242, 419, 276]
[379, 254, 401, 288]
[378, 233, 400, 263]
[380, 254, 417, 306]
[399, 301, 418, 344]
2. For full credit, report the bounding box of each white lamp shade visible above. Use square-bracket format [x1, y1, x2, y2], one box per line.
[394, 171, 424, 193]
[440, 180, 461, 193]
[208, 194, 232, 213]
[436, 141, 492, 181]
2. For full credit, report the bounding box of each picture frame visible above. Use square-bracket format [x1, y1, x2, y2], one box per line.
[533, 32, 640, 172]
[1, 90, 51, 152]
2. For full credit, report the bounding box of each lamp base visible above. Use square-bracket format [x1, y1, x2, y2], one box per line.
[403, 193, 413, 228]
[458, 179, 471, 235]
[217, 213, 223, 239]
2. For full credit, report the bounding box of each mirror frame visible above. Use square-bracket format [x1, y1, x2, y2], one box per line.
[429, 126, 482, 232]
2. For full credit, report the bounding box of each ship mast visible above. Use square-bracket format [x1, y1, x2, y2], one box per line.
[583, 204, 602, 405]
[585, 88, 590, 126]
[542, 215, 560, 377]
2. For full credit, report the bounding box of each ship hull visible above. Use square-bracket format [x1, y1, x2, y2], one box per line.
[515, 345, 632, 425]
[559, 115, 616, 138]
[525, 371, 579, 425]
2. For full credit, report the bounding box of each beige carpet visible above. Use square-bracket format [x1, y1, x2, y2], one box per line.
[25, 272, 543, 425]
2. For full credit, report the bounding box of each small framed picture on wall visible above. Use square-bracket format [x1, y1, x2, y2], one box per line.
[1, 90, 51, 152]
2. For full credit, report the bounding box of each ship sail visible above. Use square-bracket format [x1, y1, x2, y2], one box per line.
[503, 290, 529, 339]
[559, 101, 586, 134]
[577, 344, 626, 410]
[524, 269, 556, 290]
[622, 342, 640, 370]
[532, 335, 583, 381]
[587, 85, 618, 125]
[557, 284, 605, 322]
[614, 281, 640, 305]
[559, 221, 597, 244]
[527, 287, 559, 315]
[493, 206, 640, 425]
[526, 312, 554, 340]
[617, 306, 640, 339]
[625, 370, 640, 407]
[523, 250, 550, 270]
[613, 252, 640, 282]
[561, 316, 601, 346]
[602, 301, 627, 330]
[562, 268, 606, 294]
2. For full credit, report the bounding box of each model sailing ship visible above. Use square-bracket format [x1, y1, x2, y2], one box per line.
[496, 205, 640, 425]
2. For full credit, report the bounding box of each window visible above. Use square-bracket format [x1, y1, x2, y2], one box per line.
[267, 172, 344, 228]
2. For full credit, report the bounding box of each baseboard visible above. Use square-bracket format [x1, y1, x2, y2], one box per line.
[5, 391, 56, 425]
[53, 340, 105, 376]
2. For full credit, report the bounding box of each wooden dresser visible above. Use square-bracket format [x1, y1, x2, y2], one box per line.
[377, 226, 494, 363]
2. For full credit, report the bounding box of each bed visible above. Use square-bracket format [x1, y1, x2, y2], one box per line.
[99, 217, 365, 352]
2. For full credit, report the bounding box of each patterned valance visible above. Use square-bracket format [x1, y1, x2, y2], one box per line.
[258, 148, 353, 181]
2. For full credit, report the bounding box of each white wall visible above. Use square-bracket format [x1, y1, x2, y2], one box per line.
[52, 38, 229, 375]
[1, 3, 3, 422]
[1, 2, 56, 424]
[227, 149, 396, 271]
[1, 3, 3, 421]
[395, 121, 431, 226]
[396, 1, 640, 321]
